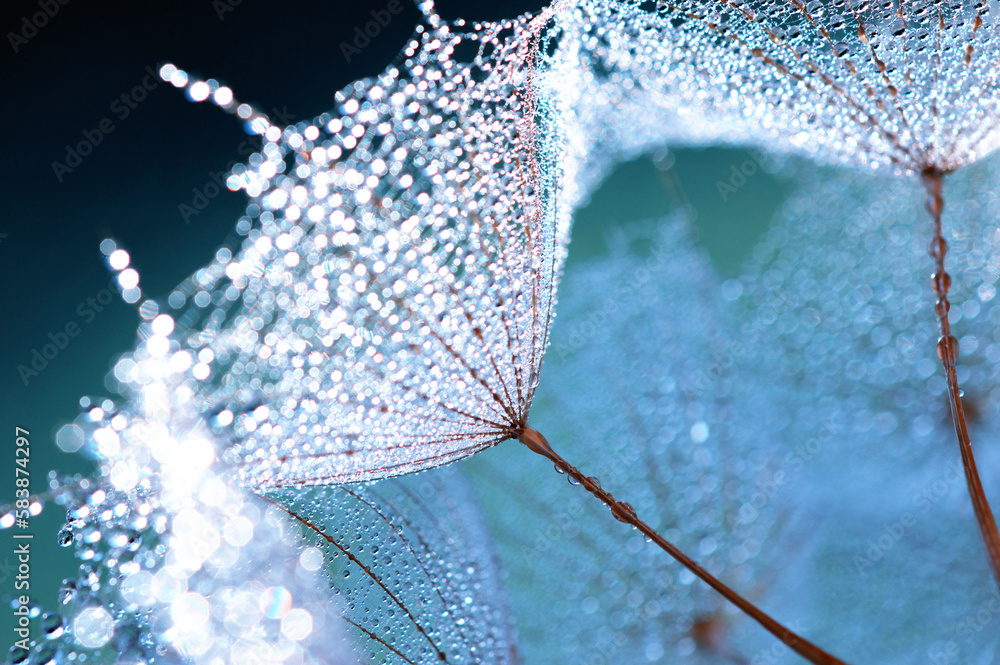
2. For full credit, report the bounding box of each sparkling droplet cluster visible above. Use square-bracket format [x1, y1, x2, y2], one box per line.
[466, 217, 785, 664]
[5, 345, 356, 665]
[271, 467, 517, 665]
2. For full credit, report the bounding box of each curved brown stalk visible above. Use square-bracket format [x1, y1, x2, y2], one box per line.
[922, 167, 1000, 589]
[518, 426, 852, 665]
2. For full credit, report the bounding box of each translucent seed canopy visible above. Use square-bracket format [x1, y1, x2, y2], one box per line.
[166, 9, 577, 488]
[557, 0, 1000, 173]
[273, 467, 518, 665]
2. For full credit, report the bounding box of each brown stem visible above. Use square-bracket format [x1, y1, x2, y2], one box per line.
[518, 426, 852, 665]
[922, 167, 1000, 589]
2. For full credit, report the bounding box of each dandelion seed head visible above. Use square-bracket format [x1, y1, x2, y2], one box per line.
[42, 1, 1000, 662]
[554, 0, 1000, 174]
[164, 11, 585, 488]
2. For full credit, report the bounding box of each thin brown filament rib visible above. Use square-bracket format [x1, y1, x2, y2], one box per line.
[922, 167, 1000, 589]
[259, 495, 450, 662]
[444, 282, 521, 417]
[349, 486, 476, 646]
[517, 426, 852, 665]
[396, 287, 516, 423]
[340, 614, 418, 665]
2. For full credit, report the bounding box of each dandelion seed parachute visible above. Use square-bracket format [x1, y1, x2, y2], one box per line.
[567, 0, 1000, 174]
[161, 7, 579, 488]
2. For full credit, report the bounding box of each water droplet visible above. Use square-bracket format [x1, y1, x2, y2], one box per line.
[57, 527, 73, 547]
[107, 530, 128, 549]
[932, 271, 952, 295]
[72, 606, 114, 649]
[612, 502, 637, 524]
[34, 645, 59, 665]
[937, 335, 959, 366]
[58, 580, 77, 605]
[6, 645, 29, 664]
[928, 236, 948, 260]
[553, 464, 566, 475]
[126, 530, 143, 552]
[41, 611, 65, 639]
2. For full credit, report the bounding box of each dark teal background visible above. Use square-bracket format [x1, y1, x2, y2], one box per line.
[0, 0, 785, 654]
